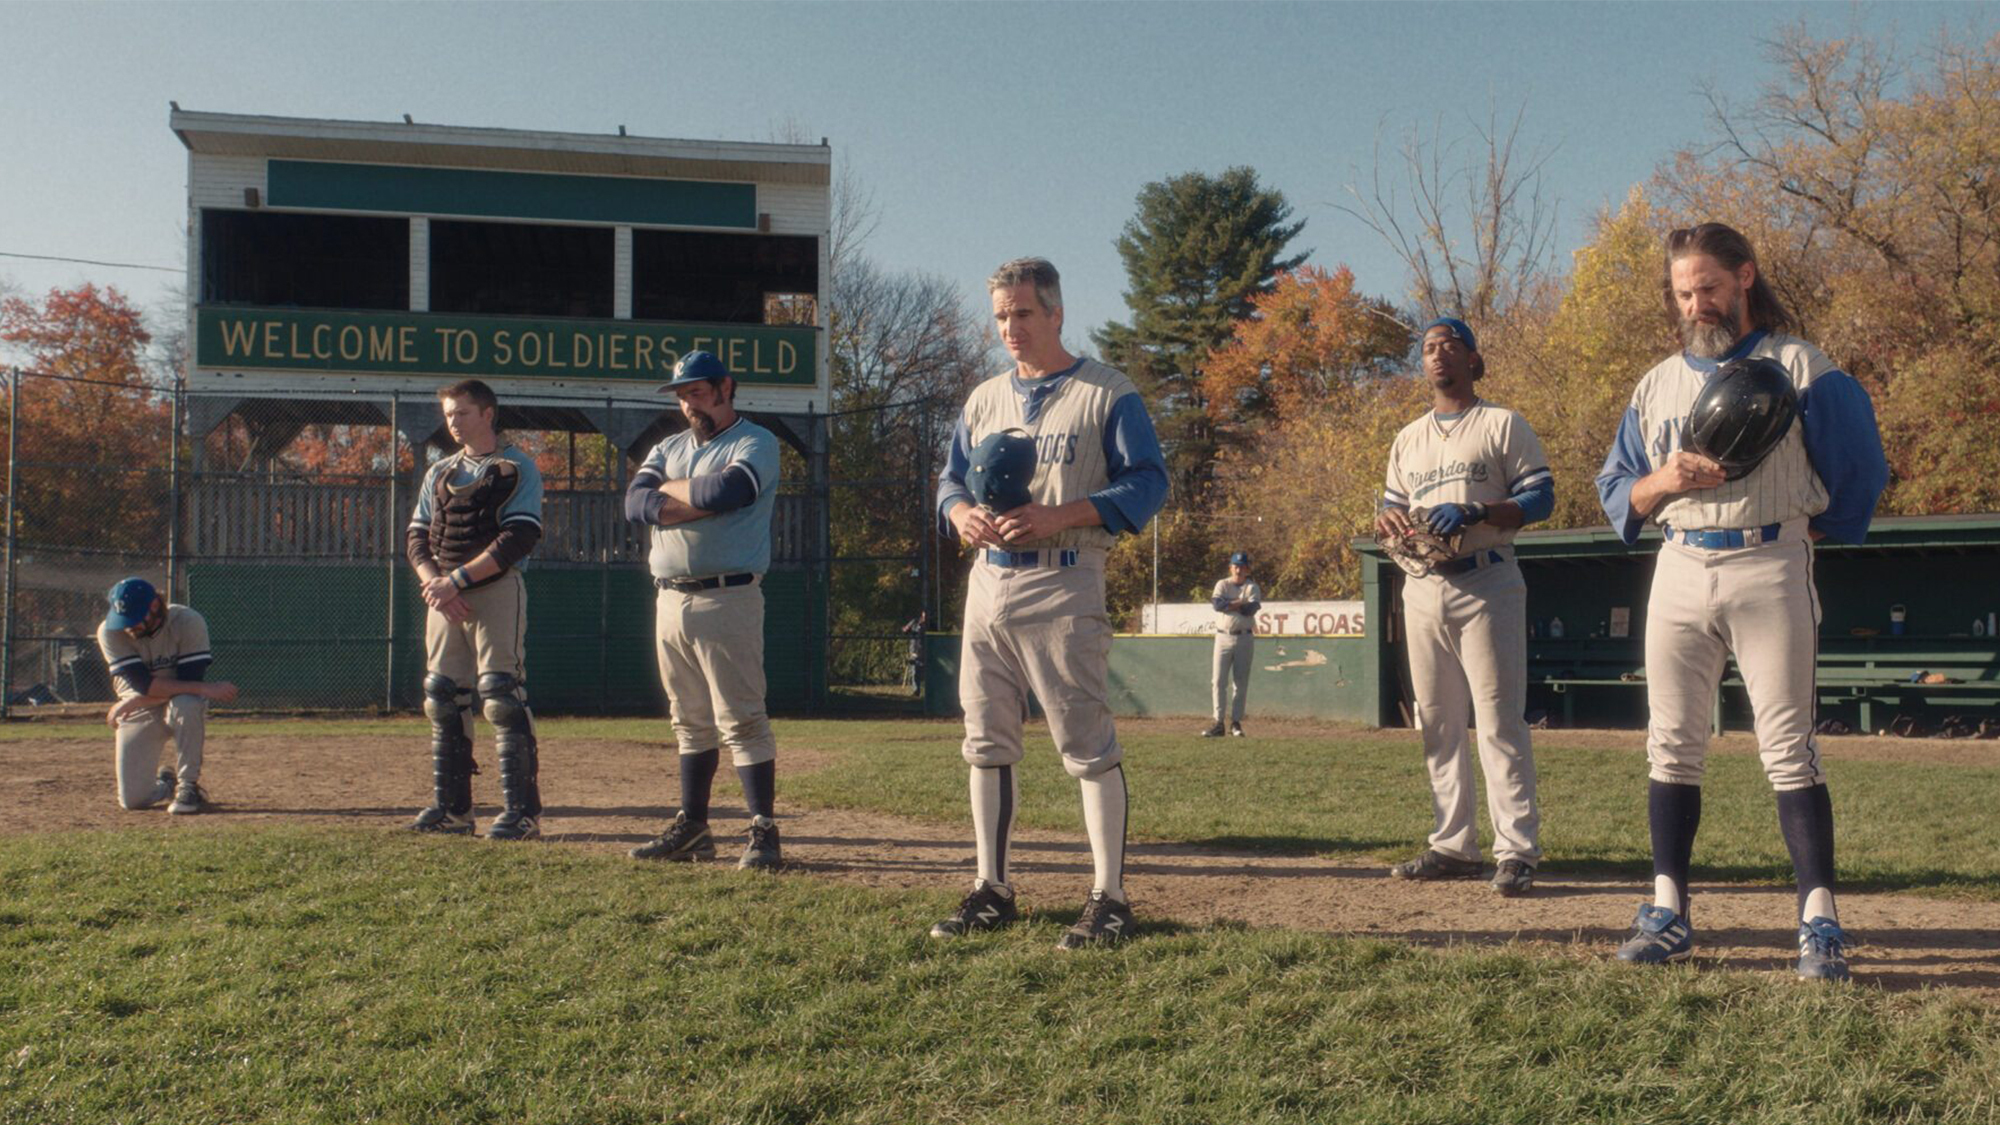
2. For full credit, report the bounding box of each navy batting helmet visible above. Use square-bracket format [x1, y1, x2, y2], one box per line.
[1682, 356, 1800, 481]
[966, 428, 1037, 512]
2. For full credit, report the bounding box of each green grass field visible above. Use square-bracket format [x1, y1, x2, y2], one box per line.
[5, 716, 2000, 1122]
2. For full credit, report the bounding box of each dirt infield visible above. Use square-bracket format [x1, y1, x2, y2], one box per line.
[11, 718, 1999, 994]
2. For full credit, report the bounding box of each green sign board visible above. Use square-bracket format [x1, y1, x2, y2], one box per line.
[195, 306, 818, 386]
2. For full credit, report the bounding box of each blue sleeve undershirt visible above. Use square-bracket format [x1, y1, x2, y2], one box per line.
[1596, 406, 1653, 545]
[1799, 370, 1889, 545]
[1089, 392, 1169, 535]
[935, 414, 976, 536]
[687, 464, 757, 513]
[1509, 478, 1556, 525]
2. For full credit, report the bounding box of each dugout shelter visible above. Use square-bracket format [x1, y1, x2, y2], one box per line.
[1358, 513, 2000, 732]
[166, 108, 833, 712]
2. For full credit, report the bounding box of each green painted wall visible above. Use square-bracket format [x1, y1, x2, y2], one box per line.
[187, 563, 815, 713]
[267, 160, 757, 228]
[923, 633, 1375, 723]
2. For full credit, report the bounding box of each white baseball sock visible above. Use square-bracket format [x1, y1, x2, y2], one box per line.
[1079, 765, 1128, 903]
[970, 764, 1016, 893]
[1802, 886, 1837, 924]
[1654, 874, 1685, 916]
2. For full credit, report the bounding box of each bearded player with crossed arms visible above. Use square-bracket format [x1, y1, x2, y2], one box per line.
[931, 257, 1167, 949]
[1597, 222, 1887, 980]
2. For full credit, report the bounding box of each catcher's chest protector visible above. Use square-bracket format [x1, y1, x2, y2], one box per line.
[432, 459, 520, 569]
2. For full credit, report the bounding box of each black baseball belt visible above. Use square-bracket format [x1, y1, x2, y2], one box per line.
[656, 573, 757, 593]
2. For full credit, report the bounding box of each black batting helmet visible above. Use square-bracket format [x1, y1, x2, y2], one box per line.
[1681, 356, 1800, 481]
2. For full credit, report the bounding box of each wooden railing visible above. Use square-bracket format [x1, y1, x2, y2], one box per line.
[184, 477, 818, 565]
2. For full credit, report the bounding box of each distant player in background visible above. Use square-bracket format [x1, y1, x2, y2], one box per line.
[98, 577, 238, 814]
[930, 257, 1168, 949]
[625, 350, 785, 872]
[1597, 222, 1887, 980]
[1202, 551, 1261, 738]
[1377, 317, 1554, 897]
[404, 379, 546, 840]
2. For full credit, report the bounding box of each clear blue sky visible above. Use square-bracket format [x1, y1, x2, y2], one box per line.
[4, 1, 1994, 355]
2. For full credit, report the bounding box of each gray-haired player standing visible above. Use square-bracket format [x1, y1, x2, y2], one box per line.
[931, 258, 1168, 949]
[625, 351, 784, 872]
[1597, 222, 1887, 980]
[1376, 318, 1554, 897]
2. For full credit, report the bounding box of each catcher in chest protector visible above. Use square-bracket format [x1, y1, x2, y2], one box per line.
[1376, 317, 1556, 898]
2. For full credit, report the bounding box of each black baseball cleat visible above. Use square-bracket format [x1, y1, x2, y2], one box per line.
[1491, 859, 1536, 897]
[630, 811, 715, 861]
[168, 781, 208, 816]
[1057, 890, 1135, 950]
[408, 806, 476, 835]
[485, 811, 541, 841]
[738, 815, 783, 871]
[1199, 723, 1225, 738]
[1389, 848, 1483, 881]
[152, 768, 175, 807]
[930, 882, 1019, 938]
[1229, 722, 1245, 738]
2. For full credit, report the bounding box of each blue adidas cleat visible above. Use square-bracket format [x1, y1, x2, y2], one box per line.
[1796, 916, 1853, 982]
[1616, 903, 1694, 964]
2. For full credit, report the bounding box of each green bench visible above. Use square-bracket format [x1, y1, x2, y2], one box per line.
[1533, 636, 2000, 734]
[1811, 640, 2000, 734]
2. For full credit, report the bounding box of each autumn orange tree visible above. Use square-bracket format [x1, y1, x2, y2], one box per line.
[0, 284, 172, 554]
[1188, 266, 1416, 599]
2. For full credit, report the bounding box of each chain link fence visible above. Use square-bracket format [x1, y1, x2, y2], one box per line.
[0, 369, 851, 716]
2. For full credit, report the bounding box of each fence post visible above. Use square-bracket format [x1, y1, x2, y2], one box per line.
[917, 401, 933, 700]
[600, 396, 615, 714]
[166, 375, 183, 601]
[385, 392, 399, 712]
[1, 369, 18, 720]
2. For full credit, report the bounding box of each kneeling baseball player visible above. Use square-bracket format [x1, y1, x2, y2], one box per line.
[98, 577, 238, 813]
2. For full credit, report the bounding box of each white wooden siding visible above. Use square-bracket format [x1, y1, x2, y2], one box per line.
[189, 154, 267, 210]
[614, 227, 633, 319]
[757, 183, 830, 237]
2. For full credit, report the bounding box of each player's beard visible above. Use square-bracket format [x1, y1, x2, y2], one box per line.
[685, 407, 718, 440]
[1680, 295, 1745, 359]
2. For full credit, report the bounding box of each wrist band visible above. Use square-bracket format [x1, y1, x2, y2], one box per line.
[450, 568, 470, 590]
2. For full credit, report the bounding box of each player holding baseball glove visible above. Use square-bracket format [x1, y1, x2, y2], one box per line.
[1376, 318, 1555, 897]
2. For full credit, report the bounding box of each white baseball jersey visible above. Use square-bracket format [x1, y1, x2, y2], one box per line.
[1629, 333, 1831, 532]
[956, 360, 1134, 552]
[98, 606, 212, 700]
[1211, 578, 1263, 634]
[1382, 399, 1552, 555]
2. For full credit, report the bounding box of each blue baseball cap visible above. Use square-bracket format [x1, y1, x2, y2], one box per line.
[1229, 551, 1251, 567]
[1420, 317, 1477, 353]
[660, 350, 729, 391]
[105, 577, 158, 630]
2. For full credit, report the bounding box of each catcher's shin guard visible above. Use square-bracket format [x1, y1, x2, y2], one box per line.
[480, 673, 542, 835]
[414, 673, 475, 829]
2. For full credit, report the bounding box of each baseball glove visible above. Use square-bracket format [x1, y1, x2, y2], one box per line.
[1377, 507, 1462, 578]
